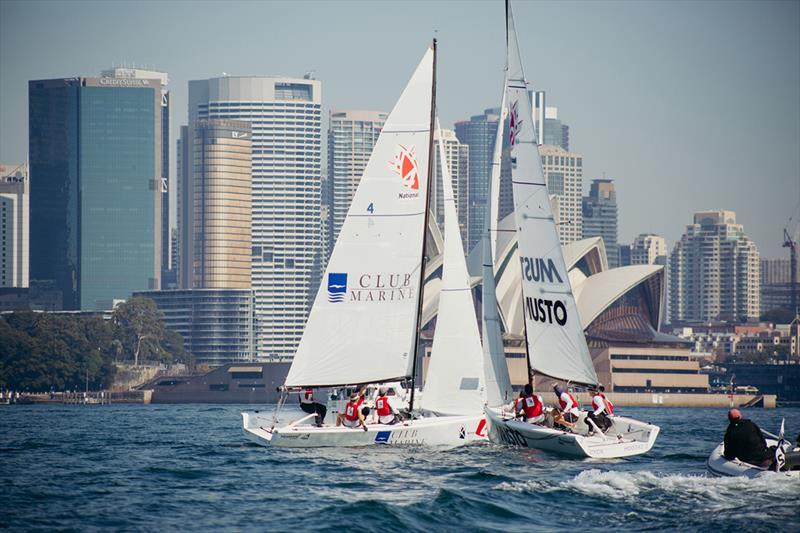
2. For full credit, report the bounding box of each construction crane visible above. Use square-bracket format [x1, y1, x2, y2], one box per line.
[784, 227, 798, 317]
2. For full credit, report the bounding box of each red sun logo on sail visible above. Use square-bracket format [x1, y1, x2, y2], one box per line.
[508, 100, 521, 147]
[390, 144, 419, 191]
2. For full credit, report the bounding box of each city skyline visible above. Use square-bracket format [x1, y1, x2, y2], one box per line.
[1, 0, 798, 257]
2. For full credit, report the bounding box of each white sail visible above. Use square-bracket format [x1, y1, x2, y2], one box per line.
[482, 78, 514, 407]
[420, 120, 485, 415]
[506, 2, 598, 386]
[285, 46, 434, 387]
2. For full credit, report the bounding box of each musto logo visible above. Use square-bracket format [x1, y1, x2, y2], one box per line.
[327, 273, 347, 303]
[389, 144, 419, 199]
[521, 256, 568, 326]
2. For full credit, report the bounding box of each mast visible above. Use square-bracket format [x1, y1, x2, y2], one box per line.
[409, 38, 437, 412]
[504, 0, 534, 388]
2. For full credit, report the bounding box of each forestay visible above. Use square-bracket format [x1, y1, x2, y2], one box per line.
[506, 4, 598, 387]
[420, 121, 485, 415]
[482, 77, 514, 407]
[285, 47, 434, 387]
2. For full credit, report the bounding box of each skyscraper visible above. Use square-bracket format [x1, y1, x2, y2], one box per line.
[29, 75, 165, 310]
[669, 210, 760, 323]
[189, 119, 252, 289]
[760, 257, 800, 315]
[533, 91, 570, 150]
[631, 233, 668, 266]
[455, 108, 512, 251]
[540, 145, 583, 244]
[0, 164, 28, 288]
[188, 75, 322, 357]
[101, 68, 172, 287]
[327, 110, 386, 252]
[582, 179, 619, 267]
[433, 128, 469, 244]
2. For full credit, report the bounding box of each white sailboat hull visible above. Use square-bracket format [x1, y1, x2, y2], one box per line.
[242, 412, 487, 448]
[484, 406, 659, 459]
[706, 440, 800, 478]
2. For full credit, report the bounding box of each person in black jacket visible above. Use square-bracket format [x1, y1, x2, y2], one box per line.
[723, 409, 772, 467]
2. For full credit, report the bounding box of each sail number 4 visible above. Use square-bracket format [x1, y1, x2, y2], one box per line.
[367, 202, 374, 214]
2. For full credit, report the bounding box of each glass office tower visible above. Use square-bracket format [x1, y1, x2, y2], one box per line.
[29, 76, 164, 310]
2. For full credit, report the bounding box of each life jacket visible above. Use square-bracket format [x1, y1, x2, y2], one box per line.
[601, 392, 614, 415]
[591, 393, 606, 414]
[516, 394, 542, 419]
[558, 391, 577, 411]
[301, 388, 313, 404]
[376, 396, 391, 417]
[344, 398, 362, 421]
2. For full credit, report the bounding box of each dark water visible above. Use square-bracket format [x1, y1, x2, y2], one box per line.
[2, 405, 798, 532]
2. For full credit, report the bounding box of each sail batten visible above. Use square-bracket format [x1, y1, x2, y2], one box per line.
[506, 1, 598, 387]
[285, 47, 435, 388]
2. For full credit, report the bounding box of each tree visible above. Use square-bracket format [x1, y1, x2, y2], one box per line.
[111, 297, 193, 366]
[112, 297, 167, 365]
[0, 313, 117, 392]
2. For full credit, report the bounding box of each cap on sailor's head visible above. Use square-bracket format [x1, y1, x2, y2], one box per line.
[378, 387, 387, 396]
[727, 408, 742, 421]
[350, 392, 359, 401]
[554, 384, 564, 395]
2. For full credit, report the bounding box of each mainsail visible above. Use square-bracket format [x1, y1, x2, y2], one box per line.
[506, 1, 598, 387]
[285, 46, 435, 387]
[419, 120, 485, 415]
[482, 77, 514, 407]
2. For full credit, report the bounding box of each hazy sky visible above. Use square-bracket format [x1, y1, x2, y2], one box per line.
[1, 0, 798, 257]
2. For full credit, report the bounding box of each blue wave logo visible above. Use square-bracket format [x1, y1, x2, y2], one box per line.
[327, 273, 347, 303]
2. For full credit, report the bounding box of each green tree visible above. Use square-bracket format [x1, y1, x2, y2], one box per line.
[112, 297, 167, 365]
[111, 297, 193, 366]
[0, 313, 116, 392]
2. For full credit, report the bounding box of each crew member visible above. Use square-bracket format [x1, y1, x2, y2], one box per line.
[375, 387, 398, 425]
[336, 391, 368, 431]
[586, 385, 613, 434]
[515, 384, 544, 424]
[554, 384, 580, 423]
[723, 409, 772, 467]
[299, 388, 327, 427]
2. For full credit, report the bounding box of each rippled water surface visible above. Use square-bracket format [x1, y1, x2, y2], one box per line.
[2, 405, 799, 532]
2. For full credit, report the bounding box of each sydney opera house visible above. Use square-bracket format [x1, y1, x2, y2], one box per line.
[421, 214, 708, 394]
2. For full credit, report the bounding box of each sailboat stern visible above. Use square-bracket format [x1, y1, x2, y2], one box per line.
[241, 411, 279, 447]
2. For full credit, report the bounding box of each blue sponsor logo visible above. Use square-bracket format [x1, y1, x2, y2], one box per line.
[374, 431, 391, 444]
[327, 273, 347, 303]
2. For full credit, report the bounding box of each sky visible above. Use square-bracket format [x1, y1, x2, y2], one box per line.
[1, 0, 798, 257]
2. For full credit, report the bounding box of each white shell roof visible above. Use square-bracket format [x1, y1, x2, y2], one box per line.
[422, 212, 665, 334]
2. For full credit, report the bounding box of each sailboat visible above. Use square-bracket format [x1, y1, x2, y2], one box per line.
[242, 41, 487, 448]
[482, 0, 660, 459]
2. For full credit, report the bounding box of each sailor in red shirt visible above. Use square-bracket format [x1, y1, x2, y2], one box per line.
[553, 384, 580, 423]
[585, 385, 613, 433]
[374, 387, 398, 425]
[336, 390, 368, 431]
[299, 387, 327, 427]
[514, 384, 544, 424]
